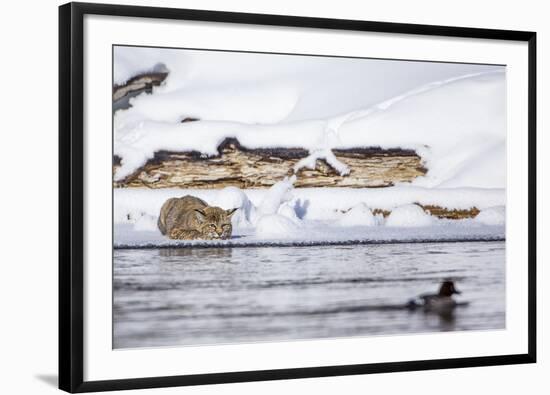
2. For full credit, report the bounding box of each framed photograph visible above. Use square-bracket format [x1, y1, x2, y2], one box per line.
[59, 2, 536, 392]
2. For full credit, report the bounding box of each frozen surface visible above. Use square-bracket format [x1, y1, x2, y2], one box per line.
[114, 241, 505, 348]
[114, 222, 504, 249]
[114, 47, 505, 188]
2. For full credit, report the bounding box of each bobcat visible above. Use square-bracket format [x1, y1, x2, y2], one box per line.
[158, 195, 237, 240]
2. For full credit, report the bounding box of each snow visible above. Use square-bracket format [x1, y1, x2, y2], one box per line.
[337, 203, 377, 227]
[255, 214, 301, 239]
[114, 46, 505, 189]
[112, 47, 507, 247]
[278, 203, 302, 224]
[475, 206, 506, 226]
[294, 148, 350, 176]
[114, 186, 504, 226]
[114, 46, 498, 120]
[113, 179, 505, 247]
[212, 186, 249, 210]
[114, 184, 505, 246]
[257, 176, 296, 216]
[114, 223, 504, 249]
[385, 204, 434, 227]
[114, 71, 505, 187]
[114, 184, 506, 223]
[211, 186, 255, 228]
[132, 214, 158, 232]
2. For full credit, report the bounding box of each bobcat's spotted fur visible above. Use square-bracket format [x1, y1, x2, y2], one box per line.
[158, 195, 237, 240]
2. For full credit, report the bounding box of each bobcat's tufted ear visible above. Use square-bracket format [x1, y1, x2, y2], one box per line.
[226, 208, 238, 217]
[194, 209, 206, 222]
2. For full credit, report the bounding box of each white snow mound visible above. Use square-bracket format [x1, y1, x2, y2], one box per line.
[278, 203, 301, 224]
[255, 214, 301, 238]
[386, 204, 434, 227]
[257, 176, 296, 217]
[338, 203, 377, 227]
[475, 205, 506, 226]
[213, 186, 256, 228]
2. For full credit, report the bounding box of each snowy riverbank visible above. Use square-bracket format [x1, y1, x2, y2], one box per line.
[114, 222, 504, 249]
[112, 48, 507, 248]
[113, 182, 505, 248]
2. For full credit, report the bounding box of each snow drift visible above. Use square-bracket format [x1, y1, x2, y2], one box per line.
[114, 46, 505, 189]
[386, 204, 434, 227]
[112, 47, 507, 247]
[113, 182, 506, 247]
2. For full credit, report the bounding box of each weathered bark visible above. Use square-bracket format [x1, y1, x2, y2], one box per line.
[113, 71, 168, 102]
[372, 205, 480, 220]
[421, 205, 480, 220]
[114, 138, 427, 189]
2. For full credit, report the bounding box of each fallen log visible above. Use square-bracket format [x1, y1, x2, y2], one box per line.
[114, 138, 427, 189]
[372, 205, 480, 220]
[113, 71, 169, 112]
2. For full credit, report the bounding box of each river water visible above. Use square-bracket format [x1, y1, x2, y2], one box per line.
[113, 241, 505, 349]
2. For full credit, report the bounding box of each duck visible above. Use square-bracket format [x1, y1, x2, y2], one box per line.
[406, 280, 465, 313]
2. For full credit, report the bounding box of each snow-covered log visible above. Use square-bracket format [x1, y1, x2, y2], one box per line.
[113, 138, 426, 189]
[113, 71, 168, 102]
[371, 205, 480, 220]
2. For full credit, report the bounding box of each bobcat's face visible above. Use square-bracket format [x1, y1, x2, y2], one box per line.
[195, 207, 237, 240]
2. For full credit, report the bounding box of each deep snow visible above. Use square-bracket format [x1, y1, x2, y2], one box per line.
[114, 185, 505, 225]
[113, 182, 506, 248]
[112, 47, 507, 247]
[114, 46, 505, 189]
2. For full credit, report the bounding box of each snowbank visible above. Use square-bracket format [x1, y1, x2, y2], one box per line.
[255, 214, 301, 239]
[475, 206, 506, 226]
[211, 186, 256, 228]
[278, 203, 301, 223]
[257, 176, 296, 216]
[114, 46, 498, 121]
[114, 184, 506, 246]
[113, 47, 507, 247]
[337, 203, 377, 227]
[115, 186, 504, 227]
[386, 204, 434, 227]
[114, 46, 505, 189]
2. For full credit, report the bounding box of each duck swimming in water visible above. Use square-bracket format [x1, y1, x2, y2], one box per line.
[406, 280, 466, 313]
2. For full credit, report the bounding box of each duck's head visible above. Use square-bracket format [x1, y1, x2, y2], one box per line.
[438, 280, 461, 297]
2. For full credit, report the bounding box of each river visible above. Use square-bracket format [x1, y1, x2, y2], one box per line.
[113, 241, 505, 349]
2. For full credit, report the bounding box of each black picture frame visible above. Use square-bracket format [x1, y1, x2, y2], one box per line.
[59, 2, 537, 393]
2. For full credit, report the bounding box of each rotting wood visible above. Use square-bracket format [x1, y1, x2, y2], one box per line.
[113, 71, 168, 102]
[421, 204, 480, 220]
[113, 138, 427, 189]
[354, 205, 480, 220]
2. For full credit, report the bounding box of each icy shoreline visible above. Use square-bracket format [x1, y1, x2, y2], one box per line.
[114, 223, 505, 249]
[114, 182, 506, 247]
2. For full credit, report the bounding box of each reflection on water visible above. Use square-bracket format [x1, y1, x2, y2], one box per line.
[113, 241, 505, 349]
[158, 247, 234, 260]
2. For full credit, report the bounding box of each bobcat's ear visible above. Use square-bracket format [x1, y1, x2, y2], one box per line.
[226, 208, 238, 217]
[194, 209, 206, 222]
